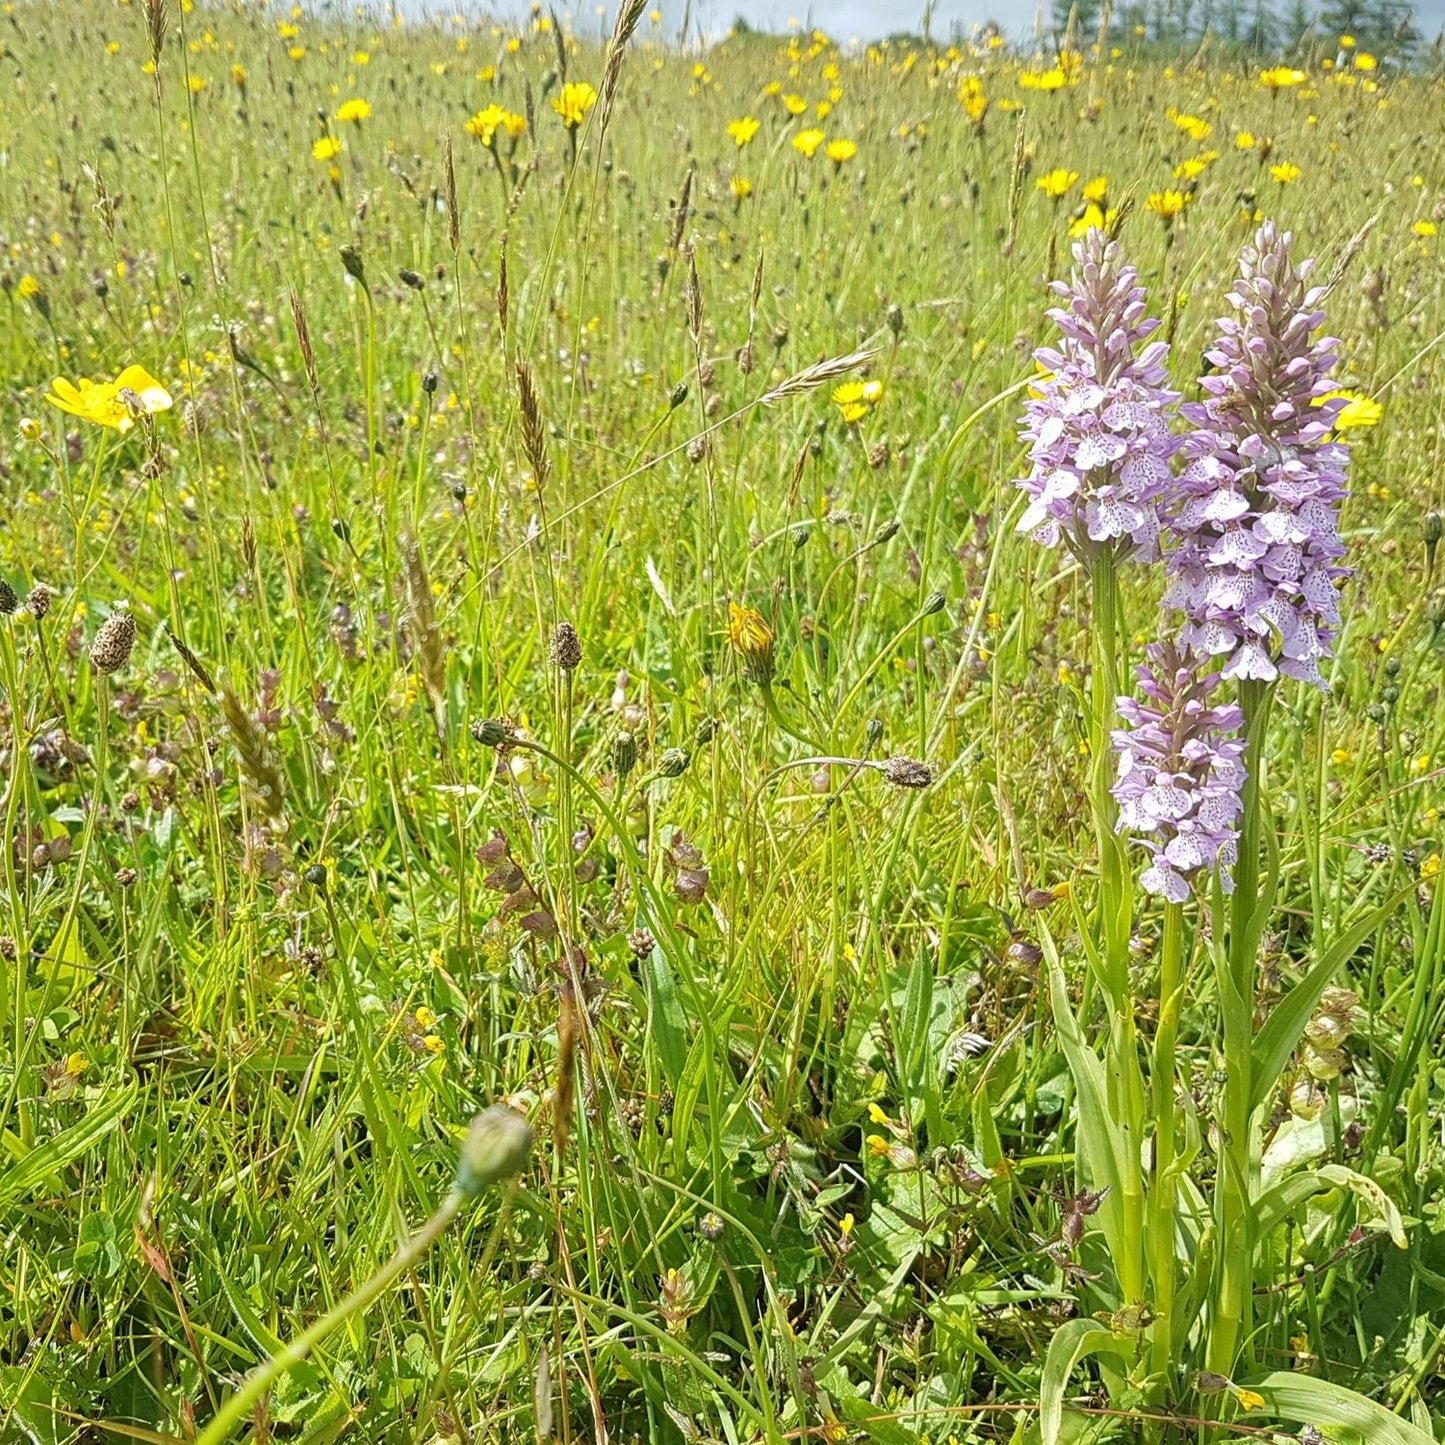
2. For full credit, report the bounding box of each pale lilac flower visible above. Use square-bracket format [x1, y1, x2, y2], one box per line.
[1015, 228, 1180, 559]
[1165, 221, 1351, 689]
[1112, 645, 1247, 903]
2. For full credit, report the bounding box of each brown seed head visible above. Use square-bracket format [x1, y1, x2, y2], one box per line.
[90, 611, 137, 675]
[551, 621, 582, 671]
[879, 757, 932, 789]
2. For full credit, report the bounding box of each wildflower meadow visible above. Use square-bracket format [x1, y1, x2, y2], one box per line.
[3, 0, 1445, 1441]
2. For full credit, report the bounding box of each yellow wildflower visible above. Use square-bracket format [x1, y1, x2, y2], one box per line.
[825, 138, 857, 164]
[1269, 161, 1301, 183]
[727, 115, 760, 146]
[551, 80, 597, 129]
[1147, 189, 1188, 219]
[792, 127, 826, 157]
[336, 97, 371, 123]
[313, 135, 342, 161]
[1413, 220, 1437, 238]
[46, 365, 172, 434]
[1036, 167, 1079, 199]
[1259, 65, 1306, 88]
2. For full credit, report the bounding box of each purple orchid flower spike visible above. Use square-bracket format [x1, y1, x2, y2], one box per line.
[1165, 221, 1352, 689]
[1015, 227, 1180, 561]
[1112, 644, 1247, 903]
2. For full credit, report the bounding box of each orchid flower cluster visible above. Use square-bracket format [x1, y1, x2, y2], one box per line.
[1016, 223, 1352, 901]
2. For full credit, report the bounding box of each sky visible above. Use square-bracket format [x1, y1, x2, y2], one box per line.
[378, 0, 1445, 40]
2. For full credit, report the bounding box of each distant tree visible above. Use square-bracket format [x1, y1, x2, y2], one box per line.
[1282, 0, 1314, 45]
[1246, 0, 1279, 49]
[1053, 0, 1103, 41]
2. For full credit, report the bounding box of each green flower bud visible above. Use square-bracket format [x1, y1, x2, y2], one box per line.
[457, 1105, 533, 1196]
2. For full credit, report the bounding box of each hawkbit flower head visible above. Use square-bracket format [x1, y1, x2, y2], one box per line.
[1015, 228, 1180, 559]
[1165, 221, 1351, 689]
[1112, 644, 1247, 903]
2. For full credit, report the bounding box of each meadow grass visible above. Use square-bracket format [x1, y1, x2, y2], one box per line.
[2, 2, 1445, 1441]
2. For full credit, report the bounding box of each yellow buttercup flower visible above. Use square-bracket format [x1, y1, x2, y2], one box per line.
[727, 115, 760, 147]
[1413, 220, 1438, 238]
[551, 80, 597, 129]
[1354, 51, 1377, 70]
[1234, 130, 1256, 149]
[730, 175, 753, 200]
[336, 97, 371, 123]
[1081, 175, 1108, 203]
[825, 138, 857, 164]
[1269, 161, 1301, 184]
[1036, 167, 1079, 199]
[46, 365, 173, 434]
[782, 92, 807, 115]
[792, 128, 826, 158]
[313, 135, 342, 161]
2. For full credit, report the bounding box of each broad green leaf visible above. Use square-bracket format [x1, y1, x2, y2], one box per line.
[643, 944, 689, 1090]
[1039, 1318, 1131, 1445]
[1244, 1372, 1437, 1445]
[1253, 1164, 1407, 1249]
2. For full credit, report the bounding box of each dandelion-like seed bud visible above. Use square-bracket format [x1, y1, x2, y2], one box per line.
[1111, 644, 1246, 902]
[612, 730, 637, 781]
[669, 381, 689, 409]
[421, 371, 438, 396]
[698, 1210, 726, 1242]
[90, 610, 137, 675]
[921, 590, 947, 617]
[304, 862, 329, 891]
[456, 1104, 533, 1197]
[471, 718, 509, 748]
[550, 621, 583, 671]
[18, 417, 41, 441]
[726, 603, 775, 687]
[27, 586, 51, 621]
[1165, 222, 1350, 689]
[399, 268, 426, 291]
[0, 580, 17, 616]
[887, 303, 906, 337]
[1015, 228, 1178, 560]
[879, 757, 933, 789]
[658, 747, 691, 778]
[339, 244, 368, 288]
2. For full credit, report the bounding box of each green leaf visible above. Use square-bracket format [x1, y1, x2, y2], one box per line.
[1039, 1318, 1131, 1445]
[643, 944, 689, 1090]
[1244, 1372, 1437, 1445]
[0, 1080, 138, 1210]
[1253, 1164, 1408, 1249]
[1250, 891, 1408, 1116]
[1044, 936, 1128, 1268]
